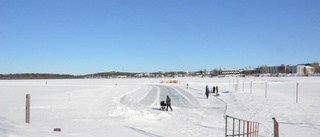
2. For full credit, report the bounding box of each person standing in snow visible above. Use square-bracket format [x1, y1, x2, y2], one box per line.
[212, 86, 216, 93]
[205, 85, 210, 99]
[216, 86, 219, 95]
[166, 96, 173, 111]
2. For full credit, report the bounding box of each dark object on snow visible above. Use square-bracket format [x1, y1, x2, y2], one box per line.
[205, 85, 210, 99]
[166, 96, 173, 111]
[216, 86, 219, 94]
[160, 101, 166, 111]
[160, 101, 166, 106]
[54, 128, 61, 132]
[213, 86, 216, 93]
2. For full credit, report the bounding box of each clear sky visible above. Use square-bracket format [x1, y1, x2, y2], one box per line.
[1, 0, 319, 75]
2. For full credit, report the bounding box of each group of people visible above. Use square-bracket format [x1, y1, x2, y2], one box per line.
[163, 85, 219, 111]
[205, 85, 219, 99]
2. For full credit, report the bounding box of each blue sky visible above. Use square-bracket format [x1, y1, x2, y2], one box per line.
[1, 0, 319, 74]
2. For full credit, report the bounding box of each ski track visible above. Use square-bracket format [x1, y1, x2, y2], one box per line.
[117, 84, 228, 136]
[121, 85, 203, 109]
[139, 86, 159, 107]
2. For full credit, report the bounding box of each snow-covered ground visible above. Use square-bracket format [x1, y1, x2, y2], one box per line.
[0, 77, 319, 137]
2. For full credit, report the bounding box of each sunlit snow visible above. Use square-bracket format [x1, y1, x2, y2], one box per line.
[0, 77, 319, 137]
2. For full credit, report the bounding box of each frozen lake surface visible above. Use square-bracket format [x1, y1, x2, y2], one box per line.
[0, 77, 319, 136]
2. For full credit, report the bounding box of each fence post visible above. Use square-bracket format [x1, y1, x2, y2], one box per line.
[247, 122, 250, 137]
[225, 115, 228, 137]
[253, 122, 255, 137]
[243, 121, 246, 137]
[257, 123, 260, 137]
[272, 117, 279, 137]
[296, 83, 299, 103]
[265, 82, 268, 98]
[233, 80, 235, 89]
[225, 115, 259, 137]
[26, 94, 30, 123]
[233, 118, 235, 136]
[238, 119, 241, 136]
[251, 122, 254, 137]
[237, 79, 239, 92]
[250, 81, 252, 94]
[242, 81, 244, 92]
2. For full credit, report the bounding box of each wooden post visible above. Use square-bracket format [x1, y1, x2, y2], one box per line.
[26, 94, 30, 123]
[242, 81, 244, 92]
[272, 117, 279, 137]
[237, 79, 239, 92]
[296, 83, 299, 103]
[233, 80, 235, 89]
[250, 81, 252, 94]
[265, 82, 267, 98]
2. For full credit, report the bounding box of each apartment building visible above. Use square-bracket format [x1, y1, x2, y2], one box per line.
[257, 64, 316, 75]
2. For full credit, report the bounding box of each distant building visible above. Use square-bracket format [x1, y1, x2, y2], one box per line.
[304, 66, 316, 74]
[287, 65, 301, 74]
[312, 62, 320, 73]
[219, 68, 241, 75]
[268, 66, 282, 73]
[257, 64, 287, 74]
[288, 65, 315, 75]
[256, 63, 316, 75]
[242, 69, 255, 75]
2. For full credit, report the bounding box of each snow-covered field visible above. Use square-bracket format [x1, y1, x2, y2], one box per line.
[0, 77, 319, 137]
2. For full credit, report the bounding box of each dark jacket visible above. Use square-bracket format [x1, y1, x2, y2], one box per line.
[205, 85, 210, 94]
[166, 96, 171, 105]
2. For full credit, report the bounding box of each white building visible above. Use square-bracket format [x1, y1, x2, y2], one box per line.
[220, 68, 241, 75]
[288, 65, 315, 75]
[257, 64, 316, 75]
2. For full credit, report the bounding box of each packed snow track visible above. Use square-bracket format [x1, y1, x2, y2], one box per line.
[120, 85, 201, 109]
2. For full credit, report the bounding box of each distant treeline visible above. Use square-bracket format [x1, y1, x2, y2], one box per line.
[0, 71, 188, 79]
[85, 72, 139, 78]
[0, 73, 83, 79]
[0, 70, 253, 79]
[84, 71, 189, 78]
